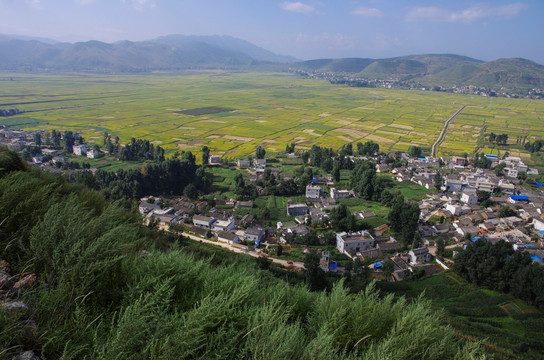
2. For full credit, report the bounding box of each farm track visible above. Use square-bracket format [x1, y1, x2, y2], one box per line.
[431, 105, 466, 157]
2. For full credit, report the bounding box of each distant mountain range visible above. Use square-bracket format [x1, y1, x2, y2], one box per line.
[0, 34, 297, 72]
[292, 54, 544, 91]
[1, 34, 543, 91]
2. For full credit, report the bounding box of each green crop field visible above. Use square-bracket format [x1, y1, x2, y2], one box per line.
[377, 271, 544, 358]
[1, 71, 543, 163]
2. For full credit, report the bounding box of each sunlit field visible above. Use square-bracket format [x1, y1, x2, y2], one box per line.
[1, 71, 543, 163]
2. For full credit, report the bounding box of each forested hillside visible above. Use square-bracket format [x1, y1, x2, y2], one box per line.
[0, 147, 486, 359]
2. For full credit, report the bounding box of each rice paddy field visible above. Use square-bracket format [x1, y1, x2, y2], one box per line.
[1, 71, 543, 164]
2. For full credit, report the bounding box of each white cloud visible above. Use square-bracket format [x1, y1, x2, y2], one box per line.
[296, 32, 355, 51]
[406, 3, 527, 23]
[280, 2, 316, 14]
[26, 0, 41, 8]
[123, 0, 157, 11]
[75, 0, 96, 5]
[351, 6, 383, 17]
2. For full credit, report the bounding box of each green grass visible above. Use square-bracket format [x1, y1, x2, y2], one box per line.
[394, 180, 434, 201]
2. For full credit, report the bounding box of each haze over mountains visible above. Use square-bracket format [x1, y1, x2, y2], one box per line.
[1, 33, 543, 91]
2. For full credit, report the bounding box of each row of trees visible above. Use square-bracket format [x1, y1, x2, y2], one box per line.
[120, 137, 165, 162]
[454, 240, 544, 309]
[69, 151, 211, 200]
[488, 132, 508, 145]
[524, 140, 544, 153]
[0, 107, 20, 116]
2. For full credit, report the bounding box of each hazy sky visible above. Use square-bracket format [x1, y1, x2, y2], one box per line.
[0, 0, 542, 63]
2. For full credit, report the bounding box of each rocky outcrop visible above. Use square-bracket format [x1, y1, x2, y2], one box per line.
[0, 259, 40, 360]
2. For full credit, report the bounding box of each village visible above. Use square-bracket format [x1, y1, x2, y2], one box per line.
[3, 126, 544, 282]
[138, 148, 544, 281]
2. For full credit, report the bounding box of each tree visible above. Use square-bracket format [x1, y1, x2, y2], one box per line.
[332, 161, 341, 182]
[329, 203, 355, 232]
[436, 237, 445, 256]
[494, 162, 506, 176]
[255, 256, 271, 270]
[285, 142, 295, 153]
[63, 131, 75, 153]
[276, 245, 283, 256]
[298, 153, 308, 166]
[303, 252, 328, 292]
[256, 146, 266, 159]
[499, 206, 517, 218]
[183, 183, 198, 199]
[408, 146, 422, 158]
[33, 132, 42, 148]
[259, 207, 271, 220]
[434, 172, 443, 191]
[51, 129, 61, 147]
[201, 146, 210, 165]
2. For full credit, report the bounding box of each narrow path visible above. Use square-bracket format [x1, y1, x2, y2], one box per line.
[431, 105, 466, 157]
[182, 231, 305, 269]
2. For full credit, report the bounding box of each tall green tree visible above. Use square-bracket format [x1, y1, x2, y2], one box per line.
[256, 146, 266, 159]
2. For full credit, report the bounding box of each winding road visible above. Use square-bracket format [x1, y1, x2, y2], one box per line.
[431, 105, 466, 157]
[182, 232, 306, 269]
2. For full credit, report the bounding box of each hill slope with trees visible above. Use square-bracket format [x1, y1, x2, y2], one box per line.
[0, 147, 486, 359]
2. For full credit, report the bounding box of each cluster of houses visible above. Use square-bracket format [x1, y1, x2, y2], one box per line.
[403, 156, 544, 266]
[138, 196, 267, 246]
[72, 144, 104, 159]
[0, 127, 104, 164]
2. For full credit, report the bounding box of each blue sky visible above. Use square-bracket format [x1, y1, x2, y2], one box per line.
[0, 0, 542, 63]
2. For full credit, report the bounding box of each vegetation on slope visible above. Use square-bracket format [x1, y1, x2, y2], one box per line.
[0, 147, 486, 359]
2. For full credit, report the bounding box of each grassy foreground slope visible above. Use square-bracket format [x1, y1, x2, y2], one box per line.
[0, 147, 487, 359]
[2, 72, 544, 162]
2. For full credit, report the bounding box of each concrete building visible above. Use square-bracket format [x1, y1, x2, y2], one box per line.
[192, 215, 217, 229]
[216, 231, 239, 245]
[212, 217, 235, 232]
[330, 188, 350, 199]
[460, 192, 478, 205]
[237, 159, 250, 168]
[209, 155, 222, 165]
[244, 227, 265, 242]
[287, 200, 308, 216]
[408, 248, 432, 265]
[73, 144, 88, 156]
[305, 185, 322, 199]
[336, 230, 375, 256]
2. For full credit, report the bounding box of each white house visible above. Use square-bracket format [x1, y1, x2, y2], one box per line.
[409, 248, 432, 265]
[209, 155, 222, 165]
[216, 231, 239, 245]
[193, 215, 217, 229]
[533, 218, 544, 231]
[87, 149, 104, 159]
[445, 203, 470, 216]
[73, 144, 88, 156]
[505, 167, 519, 178]
[212, 217, 235, 232]
[305, 185, 322, 199]
[444, 179, 463, 192]
[476, 179, 496, 193]
[244, 227, 265, 242]
[336, 231, 375, 256]
[460, 192, 478, 205]
[237, 159, 250, 168]
[330, 188, 350, 199]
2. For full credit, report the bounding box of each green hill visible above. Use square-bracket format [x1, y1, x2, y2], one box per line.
[0, 147, 486, 359]
[294, 54, 544, 91]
